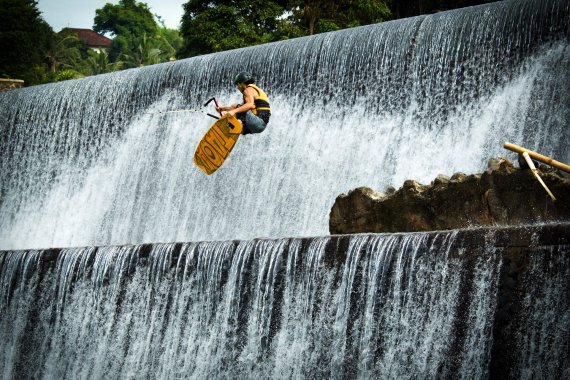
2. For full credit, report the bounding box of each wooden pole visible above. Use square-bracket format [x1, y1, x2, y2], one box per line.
[522, 151, 556, 201]
[504, 141, 570, 173]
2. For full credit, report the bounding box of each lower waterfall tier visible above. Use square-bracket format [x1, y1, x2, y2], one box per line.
[1, 224, 568, 379]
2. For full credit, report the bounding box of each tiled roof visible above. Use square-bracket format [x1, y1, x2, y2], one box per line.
[67, 28, 112, 48]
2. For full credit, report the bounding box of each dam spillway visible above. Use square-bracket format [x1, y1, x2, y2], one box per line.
[1, 1, 570, 376]
[0, 0, 569, 250]
[1, 224, 569, 378]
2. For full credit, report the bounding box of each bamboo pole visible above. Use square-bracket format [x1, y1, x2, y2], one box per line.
[522, 151, 556, 201]
[504, 142, 570, 173]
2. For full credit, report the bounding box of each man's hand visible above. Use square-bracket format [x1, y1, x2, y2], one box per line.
[215, 103, 238, 113]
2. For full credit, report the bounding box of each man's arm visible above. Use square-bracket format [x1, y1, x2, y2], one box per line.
[216, 103, 238, 112]
[227, 88, 256, 117]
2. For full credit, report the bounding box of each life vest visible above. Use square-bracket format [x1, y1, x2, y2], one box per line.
[244, 84, 270, 115]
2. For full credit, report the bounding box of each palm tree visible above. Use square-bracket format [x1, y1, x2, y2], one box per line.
[44, 33, 83, 73]
[86, 50, 123, 75]
[123, 32, 177, 68]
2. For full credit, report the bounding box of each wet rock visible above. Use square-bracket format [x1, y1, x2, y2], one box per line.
[450, 172, 467, 182]
[488, 158, 501, 172]
[433, 174, 450, 186]
[330, 159, 570, 234]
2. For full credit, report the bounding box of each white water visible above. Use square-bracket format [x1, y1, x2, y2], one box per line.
[1, 229, 568, 379]
[0, 232, 500, 379]
[513, 245, 570, 379]
[0, 0, 569, 250]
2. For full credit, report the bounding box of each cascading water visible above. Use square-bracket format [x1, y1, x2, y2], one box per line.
[0, 0, 569, 250]
[1, 226, 568, 379]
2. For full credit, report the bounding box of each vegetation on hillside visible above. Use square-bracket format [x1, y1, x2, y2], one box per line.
[178, 0, 496, 58]
[0, 0, 181, 85]
[0, 0, 54, 85]
[0, 0, 496, 86]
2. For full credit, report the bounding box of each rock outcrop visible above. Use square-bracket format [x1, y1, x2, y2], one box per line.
[330, 159, 570, 234]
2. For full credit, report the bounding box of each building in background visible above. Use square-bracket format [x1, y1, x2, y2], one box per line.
[67, 28, 112, 53]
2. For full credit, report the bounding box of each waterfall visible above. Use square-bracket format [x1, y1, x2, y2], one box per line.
[1, 225, 568, 379]
[1, 0, 569, 249]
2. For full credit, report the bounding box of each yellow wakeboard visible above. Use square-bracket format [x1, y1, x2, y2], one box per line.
[193, 114, 243, 175]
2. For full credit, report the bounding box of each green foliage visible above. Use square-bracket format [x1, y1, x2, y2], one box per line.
[272, 18, 306, 41]
[314, 19, 340, 34]
[55, 69, 83, 82]
[93, 0, 182, 66]
[94, 0, 157, 37]
[288, 0, 392, 35]
[0, 0, 54, 85]
[122, 33, 161, 67]
[117, 31, 181, 68]
[0, 0, 187, 85]
[156, 27, 183, 60]
[386, 0, 496, 19]
[178, 0, 287, 58]
[30, 64, 49, 84]
[343, 0, 392, 27]
[94, 0, 158, 63]
[288, 0, 342, 35]
[86, 50, 123, 75]
[177, 0, 496, 57]
[45, 30, 89, 74]
[1, 0, 498, 86]
[178, 0, 392, 56]
[107, 35, 130, 62]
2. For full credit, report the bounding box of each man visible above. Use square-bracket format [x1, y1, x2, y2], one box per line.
[215, 72, 271, 135]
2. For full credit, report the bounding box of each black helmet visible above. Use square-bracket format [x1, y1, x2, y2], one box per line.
[234, 71, 254, 84]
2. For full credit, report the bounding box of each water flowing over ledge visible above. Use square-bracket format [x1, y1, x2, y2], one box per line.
[1, 0, 569, 249]
[1, 224, 568, 379]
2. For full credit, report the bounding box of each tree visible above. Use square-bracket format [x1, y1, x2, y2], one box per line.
[119, 30, 183, 67]
[289, 0, 391, 35]
[178, 0, 392, 56]
[272, 17, 306, 41]
[386, 0, 496, 19]
[44, 31, 88, 74]
[156, 17, 183, 60]
[93, 0, 158, 63]
[154, 30, 181, 61]
[123, 32, 161, 67]
[342, 0, 392, 27]
[177, 0, 497, 58]
[178, 0, 287, 57]
[94, 0, 157, 37]
[0, 0, 54, 85]
[290, 0, 341, 35]
[54, 69, 83, 82]
[86, 50, 123, 75]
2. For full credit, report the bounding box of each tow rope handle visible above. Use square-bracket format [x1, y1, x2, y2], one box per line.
[204, 97, 222, 119]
